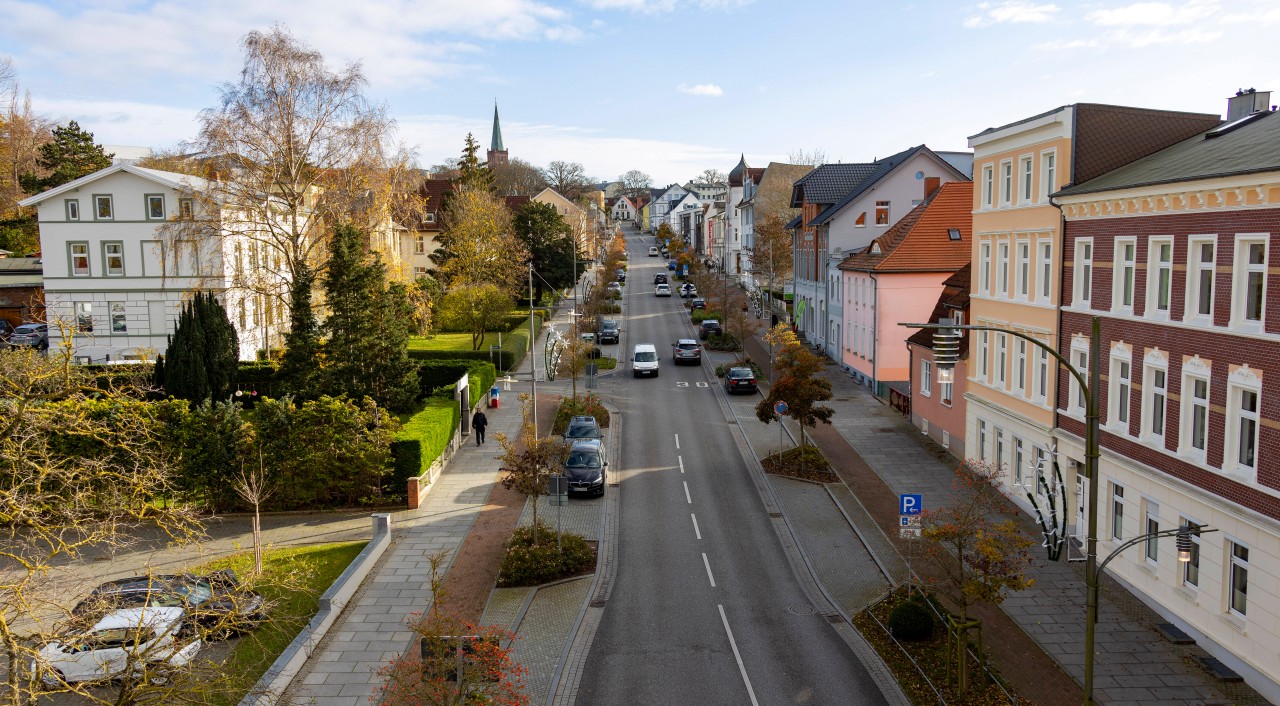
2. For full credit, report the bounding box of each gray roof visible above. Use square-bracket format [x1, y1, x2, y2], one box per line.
[807, 145, 969, 226]
[784, 215, 802, 229]
[1056, 110, 1280, 197]
[791, 163, 880, 205]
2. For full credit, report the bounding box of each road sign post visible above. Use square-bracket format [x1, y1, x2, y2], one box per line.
[774, 401, 788, 460]
[548, 475, 568, 552]
[899, 494, 923, 596]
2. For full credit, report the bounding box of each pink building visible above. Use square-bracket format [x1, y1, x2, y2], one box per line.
[837, 181, 972, 395]
[907, 265, 970, 459]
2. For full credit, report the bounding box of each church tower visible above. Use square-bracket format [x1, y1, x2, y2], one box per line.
[486, 103, 509, 166]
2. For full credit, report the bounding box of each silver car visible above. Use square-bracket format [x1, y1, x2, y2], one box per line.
[8, 322, 48, 350]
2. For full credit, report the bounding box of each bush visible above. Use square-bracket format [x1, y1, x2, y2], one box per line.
[690, 309, 721, 324]
[714, 360, 762, 378]
[761, 445, 837, 483]
[498, 521, 596, 587]
[391, 397, 460, 484]
[598, 303, 621, 315]
[705, 333, 740, 351]
[888, 600, 935, 641]
[406, 316, 539, 373]
[417, 359, 496, 408]
[553, 394, 610, 434]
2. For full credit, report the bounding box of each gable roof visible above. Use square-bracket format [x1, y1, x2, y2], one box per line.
[837, 181, 972, 273]
[791, 163, 879, 206]
[19, 163, 212, 207]
[1056, 109, 1280, 197]
[809, 145, 969, 227]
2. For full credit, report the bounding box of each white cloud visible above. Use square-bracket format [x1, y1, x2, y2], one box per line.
[1085, 0, 1219, 27]
[578, 0, 751, 14]
[1035, 26, 1220, 49]
[963, 1, 1060, 28]
[677, 83, 724, 97]
[31, 97, 202, 149]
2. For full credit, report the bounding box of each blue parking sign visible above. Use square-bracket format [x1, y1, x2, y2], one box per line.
[899, 494, 923, 515]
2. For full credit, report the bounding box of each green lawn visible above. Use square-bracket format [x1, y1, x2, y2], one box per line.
[407, 332, 504, 351]
[196, 541, 368, 705]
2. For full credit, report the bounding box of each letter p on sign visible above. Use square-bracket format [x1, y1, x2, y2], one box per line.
[899, 494, 922, 515]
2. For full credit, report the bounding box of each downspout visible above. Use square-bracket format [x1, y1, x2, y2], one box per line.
[871, 272, 878, 393]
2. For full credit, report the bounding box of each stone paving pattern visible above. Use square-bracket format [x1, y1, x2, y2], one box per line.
[508, 578, 592, 702]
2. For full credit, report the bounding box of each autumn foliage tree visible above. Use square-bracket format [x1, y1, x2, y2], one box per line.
[497, 399, 570, 545]
[432, 186, 527, 293]
[921, 460, 1034, 693]
[755, 323, 833, 446]
[438, 283, 514, 351]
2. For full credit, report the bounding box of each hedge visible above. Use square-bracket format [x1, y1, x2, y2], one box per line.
[417, 359, 496, 405]
[390, 397, 460, 486]
[408, 316, 541, 373]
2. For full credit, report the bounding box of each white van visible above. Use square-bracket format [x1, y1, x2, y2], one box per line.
[631, 343, 659, 377]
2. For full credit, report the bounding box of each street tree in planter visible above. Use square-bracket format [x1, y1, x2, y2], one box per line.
[920, 460, 1034, 694]
[754, 323, 833, 448]
[496, 398, 570, 546]
[155, 291, 239, 402]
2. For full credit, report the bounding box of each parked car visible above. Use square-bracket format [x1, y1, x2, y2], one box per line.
[607, 281, 623, 295]
[598, 319, 620, 344]
[563, 415, 604, 441]
[563, 439, 608, 497]
[724, 367, 758, 394]
[33, 607, 202, 686]
[615, 269, 626, 282]
[672, 339, 702, 365]
[667, 260, 677, 271]
[690, 297, 707, 310]
[9, 322, 48, 349]
[0, 320, 12, 341]
[72, 570, 266, 638]
[648, 246, 659, 256]
[653, 273, 668, 285]
[698, 319, 722, 340]
[680, 283, 698, 298]
[580, 332, 602, 359]
[655, 283, 672, 297]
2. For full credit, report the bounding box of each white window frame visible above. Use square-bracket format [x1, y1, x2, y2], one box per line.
[69, 242, 90, 277]
[1143, 499, 1160, 564]
[1000, 160, 1013, 206]
[92, 194, 113, 220]
[1036, 238, 1052, 304]
[1113, 237, 1137, 313]
[1110, 482, 1125, 541]
[1069, 338, 1089, 416]
[65, 199, 80, 221]
[1013, 436, 1026, 487]
[1181, 519, 1202, 589]
[1181, 363, 1211, 461]
[1019, 156, 1033, 203]
[1224, 368, 1261, 481]
[996, 333, 1008, 388]
[994, 427, 1006, 472]
[1186, 236, 1216, 322]
[920, 359, 932, 397]
[1015, 338, 1027, 397]
[981, 165, 994, 208]
[1016, 239, 1030, 300]
[103, 241, 125, 277]
[1109, 347, 1132, 432]
[978, 241, 991, 295]
[1075, 239, 1093, 307]
[179, 198, 193, 219]
[414, 235, 426, 255]
[1231, 234, 1268, 331]
[75, 301, 94, 333]
[1040, 149, 1056, 202]
[978, 419, 988, 461]
[978, 331, 990, 383]
[145, 194, 166, 221]
[1146, 237, 1173, 319]
[997, 241, 1009, 297]
[1142, 357, 1168, 443]
[109, 302, 127, 334]
[1035, 346, 1050, 404]
[1228, 539, 1249, 617]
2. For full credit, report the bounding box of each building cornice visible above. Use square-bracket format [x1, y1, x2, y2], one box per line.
[1055, 174, 1280, 220]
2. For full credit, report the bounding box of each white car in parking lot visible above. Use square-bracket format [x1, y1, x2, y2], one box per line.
[32, 607, 202, 686]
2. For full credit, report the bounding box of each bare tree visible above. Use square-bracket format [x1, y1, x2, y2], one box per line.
[695, 168, 726, 185]
[787, 148, 827, 166]
[0, 61, 54, 220]
[492, 157, 548, 197]
[543, 160, 592, 199]
[618, 169, 651, 201]
[235, 446, 276, 577]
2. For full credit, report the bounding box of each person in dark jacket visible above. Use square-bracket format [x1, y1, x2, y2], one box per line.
[472, 410, 489, 445]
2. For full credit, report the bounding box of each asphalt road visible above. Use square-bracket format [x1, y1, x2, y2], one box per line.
[576, 231, 888, 705]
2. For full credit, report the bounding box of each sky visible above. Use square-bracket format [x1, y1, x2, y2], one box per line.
[2, 0, 1278, 186]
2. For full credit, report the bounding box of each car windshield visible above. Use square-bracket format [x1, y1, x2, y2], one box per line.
[566, 452, 601, 468]
[730, 369, 753, 379]
[677, 343, 697, 350]
[566, 425, 597, 438]
[634, 352, 657, 362]
[15, 325, 40, 334]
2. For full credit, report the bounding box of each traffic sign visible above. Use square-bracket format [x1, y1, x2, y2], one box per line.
[900, 515, 921, 528]
[774, 401, 789, 415]
[899, 527, 921, 539]
[899, 493, 923, 515]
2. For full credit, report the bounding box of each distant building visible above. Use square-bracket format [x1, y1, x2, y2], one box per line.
[487, 104, 508, 167]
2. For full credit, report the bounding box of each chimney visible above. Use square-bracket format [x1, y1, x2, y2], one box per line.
[924, 176, 941, 200]
[1227, 88, 1272, 121]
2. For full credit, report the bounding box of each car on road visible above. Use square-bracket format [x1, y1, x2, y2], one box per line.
[679, 283, 698, 298]
[73, 571, 266, 638]
[655, 283, 672, 297]
[672, 339, 702, 365]
[598, 319, 620, 344]
[563, 415, 604, 441]
[653, 272, 667, 284]
[690, 297, 706, 310]
[9, 322, 48, 349]
[724, 367, 758, 394]
[647, 246, 659, 256]
[563, 439, 608, 497]
[33, 606, 203, 686]
[698, 319, 722, 340]
[631, 343, 659, 377]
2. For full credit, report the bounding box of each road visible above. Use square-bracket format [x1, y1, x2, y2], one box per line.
[576, 231, 888, 704]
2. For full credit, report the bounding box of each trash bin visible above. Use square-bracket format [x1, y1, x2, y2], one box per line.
[489, 386, 500, 408]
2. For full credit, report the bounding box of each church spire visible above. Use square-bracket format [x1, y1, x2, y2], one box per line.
[490, 103, 505, 153]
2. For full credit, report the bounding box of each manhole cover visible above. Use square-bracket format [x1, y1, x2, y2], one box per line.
[786, 605, 815, 615]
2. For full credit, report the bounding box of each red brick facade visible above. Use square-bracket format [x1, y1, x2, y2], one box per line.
[1059, 208, 1280, 521]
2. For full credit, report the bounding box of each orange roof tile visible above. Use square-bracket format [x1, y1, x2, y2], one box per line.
[837, 181, 972, 273]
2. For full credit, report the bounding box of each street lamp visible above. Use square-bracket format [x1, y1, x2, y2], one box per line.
[902, 314, 1192, 706]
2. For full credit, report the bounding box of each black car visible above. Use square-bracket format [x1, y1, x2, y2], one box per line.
[724, 367, 758, 394]
[698, 319, 722, 340]
[598, 319, 620, 344]
[563, 415, 604, 441]
[615, 268, 626, 283]
[72, 570, 266, 638]
[690, 297, 706, 310]
[564, 439, 607, 497]
[653, 272, 668, 285]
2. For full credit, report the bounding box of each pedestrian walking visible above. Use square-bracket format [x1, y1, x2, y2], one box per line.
[472, 409, 489, 445]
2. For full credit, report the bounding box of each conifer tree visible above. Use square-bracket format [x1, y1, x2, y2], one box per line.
[278, 262, 324, 397]
[19, 120, 114, 194]
[156, 292, 239, 401]
[322, 223, 418, 411]
[457, 132, 495, 192]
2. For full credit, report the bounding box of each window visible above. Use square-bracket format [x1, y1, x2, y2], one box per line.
[976, 420, 989, 460]
[978, 242, 991, 294]
[1014, 240, 1030, 299]
[1015, 339, 1027, 395]
[1183, 373, 1210, 457]
[978, 331, 990, 382]
[875, 201, 890, 226]
[1226, 379, 1260, 476]
[1020, 157, 1033, 202]
[1033, 446, 1047, 494]
[1143, 365, 1167, 440]
[110, 302, 126, 333]
[1147, 238, 1173, 317]
[1041, 151, 1056, 200]
[104, 242, 124, 276]
[76, 302, 93, 333]
[1232, 236, 1267, 328]
[1188, 238, 1215, 319]
[920, 359, 932, 396]
[1075, 239, 1093, 306]
[1035, 347, 1049, 402]
[1037, 239, 1052, 302]
[1013, 436, 1026, 486]
[1113, 238, 1136, 312]
[1000, 161, 1012, 205]
[995, 428, 1005, 471]
[941, 376, 953, 405]
[996, 334, 1007, 388]
[1181, 520, 1201, 588]
[1144, 501, 1160, 563]
[997, 242, 1009, 296]
[1110, 351, 1131, 429]
[252, 295, 261, 327]
[145, 194, 165, 220]
[93, 194, 113, 220]
[854, 211, 866, 227]
[1069, 344, 1089, 414]
[234, 242, 244, 278]
[414, 235, 426, 254]
[982, 165, 994, 208]
[238, 300, 246, 330]
[1110, 483, 1124, 540]
[1229, 541, 1249, 616]
[70, 242, 90, 276]
[65, 199, 80, 221]
[179, 198, 193, 219]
